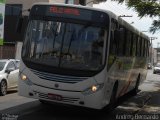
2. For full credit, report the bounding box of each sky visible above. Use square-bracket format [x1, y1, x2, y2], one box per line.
[93, 0, 160, 48]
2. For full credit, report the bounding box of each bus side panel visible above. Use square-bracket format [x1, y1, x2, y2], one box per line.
[107, 55, 147, 98]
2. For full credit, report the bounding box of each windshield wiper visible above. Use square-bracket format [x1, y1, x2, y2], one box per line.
[78, 22, 92, 38]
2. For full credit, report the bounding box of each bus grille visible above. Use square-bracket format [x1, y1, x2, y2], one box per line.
[30, 69, 88, 84]
[33, 91, 80, 103]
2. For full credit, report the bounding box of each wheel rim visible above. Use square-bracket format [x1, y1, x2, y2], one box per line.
[1, 81, 7, 95]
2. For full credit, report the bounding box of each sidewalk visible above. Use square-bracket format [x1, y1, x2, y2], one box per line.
[115, 70, 160, 114]
[0, 92, 36, 111]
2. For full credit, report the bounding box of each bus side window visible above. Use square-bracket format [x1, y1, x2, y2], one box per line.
[132, 34, 137, 56]
[109, 20, 118, 56]
[130, 33, 133, 56]
[139, 37, 143, 57]
[144, 39, 148, 57]
[147, 41, 150, 57]
[141, 39, 144, 57]
[136, 37, 141, 57]
[110, 31, 117, 55]
[107, 20, 119, 70]
[125, 30, 132, 56]
[144, 39, 146, 57]
[115, 27, 125, 56]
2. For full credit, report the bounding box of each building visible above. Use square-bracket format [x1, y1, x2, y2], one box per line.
[2, 0, 94, 59]
[153, 48, 157, 65]
[153, 48, 160, 64]
[156, 48, 160, 63]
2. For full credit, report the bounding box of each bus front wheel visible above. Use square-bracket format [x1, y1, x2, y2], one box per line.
[107, 82, 118, 111]
[39, 99, 48, 104]
[133, 75, 140, 95]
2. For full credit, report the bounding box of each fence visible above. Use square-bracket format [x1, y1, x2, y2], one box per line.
[0, 44, 15, 59]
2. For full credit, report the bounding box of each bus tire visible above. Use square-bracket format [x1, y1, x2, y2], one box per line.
[39, 99, 47, 104]
[133, 75, 140, 95]
[39, 99, 52, 106]
[0, 80, 7, 96]
[107, 82, 118, 111]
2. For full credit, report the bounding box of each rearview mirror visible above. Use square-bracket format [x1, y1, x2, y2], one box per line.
[5, 68, 14, 74]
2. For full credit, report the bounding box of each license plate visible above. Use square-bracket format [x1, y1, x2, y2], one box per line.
[48, 93, 62, 101]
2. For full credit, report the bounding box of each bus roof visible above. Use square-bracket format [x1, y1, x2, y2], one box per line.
[31, 2, 150, 41]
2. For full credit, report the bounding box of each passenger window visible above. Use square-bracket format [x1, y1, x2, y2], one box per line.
[110, 31, 117, 55]
[6, 61, 16, 70]
[125, 30, 132, 56]
[130, 32, 133, 56]
[15, 61, 20, 69]
[136, 37, 141, 56]
[141, 39, 144, 57]
[116, 27, 125, 56]
[132, 34, 137, 56]
[109, 19, 119, 56]
[144, 40, 148, 57]
[139, 38, 143, 57]
[108, 19, 118, 70]
[147, 41, 150, 56]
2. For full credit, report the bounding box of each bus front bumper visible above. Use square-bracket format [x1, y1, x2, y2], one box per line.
[18, 81, 107, 109]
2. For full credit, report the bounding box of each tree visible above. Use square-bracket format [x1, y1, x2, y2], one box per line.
[117, 0, 160, 34]
[95, 0, 160, 33]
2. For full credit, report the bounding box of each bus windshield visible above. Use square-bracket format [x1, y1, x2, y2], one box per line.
[22, 20, 106, 72]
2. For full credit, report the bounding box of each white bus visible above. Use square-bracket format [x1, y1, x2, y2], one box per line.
[18, 3, 150, 110]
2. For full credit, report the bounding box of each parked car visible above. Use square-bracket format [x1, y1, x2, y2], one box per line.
[0, 59, 20, 96]
[147, 63, 152, 69]
[153, 63, 160, 74]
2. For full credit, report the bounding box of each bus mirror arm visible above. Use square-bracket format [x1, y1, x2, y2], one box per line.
[16, 9, 30, 33]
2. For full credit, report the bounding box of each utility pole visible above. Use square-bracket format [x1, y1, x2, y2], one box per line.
[150, 37, 157, 65]
[150, 37, 157, 46]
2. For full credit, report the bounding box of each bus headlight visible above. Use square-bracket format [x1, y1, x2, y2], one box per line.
[82, 84, 104, 95]
[21, 74, 27, 80]
[91, 85, 98, 92]
[20, 73, 33, 86]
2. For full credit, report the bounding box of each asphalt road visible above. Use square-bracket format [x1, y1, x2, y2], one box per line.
[0, 69, 160, 120]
